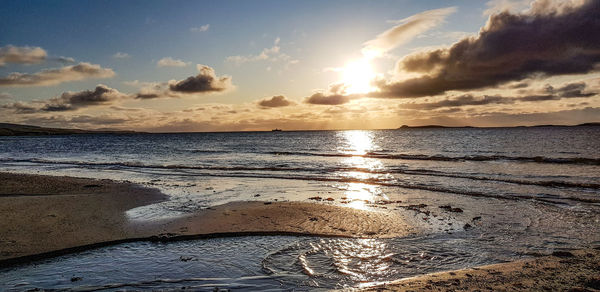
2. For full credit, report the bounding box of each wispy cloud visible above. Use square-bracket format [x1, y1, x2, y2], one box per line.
[157, 57, 189, 67]
[0, 62, 115, 87]
[112, 52, 130, 59]
[362, 7, 457, 58]
[0, 45, 47, 66]
[226, 38, 299, 67]
[484, 0, 530, 15]
[190, 24, 210, 32]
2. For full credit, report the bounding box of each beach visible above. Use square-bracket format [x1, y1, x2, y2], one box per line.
[0, 172, 412, 265]
[1, 172, 599, 291]
[367, 248, 600, 291]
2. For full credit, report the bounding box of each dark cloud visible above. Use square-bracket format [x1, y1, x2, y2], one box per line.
[519, 82, 598, 101]
[168, 65, 232, 93]
[41, 85, 127, 111]
[1, 102, 38, 114]
[402, 107, 600, 127]
[545, 82, 597, 98]
[134, 93, 160, 99]
[69, 115, 128, 125]
[304, 92, 354, 105]
[0, 45, 47, 66]
[403, 94, 513, 110]
[303, 83, 358, 105]
[402, 82, 598, 110]
[257, 95, 294, 108]
[0, 62, 115, 87]
[375, 0, 600, 98]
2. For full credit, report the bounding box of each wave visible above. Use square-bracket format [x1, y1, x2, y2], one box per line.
[2, 157, 598, 205]
[267, 151, 600, 165]
[1, 157, 599, 191]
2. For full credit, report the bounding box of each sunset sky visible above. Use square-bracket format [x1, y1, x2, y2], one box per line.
[1, 0, 599, 131]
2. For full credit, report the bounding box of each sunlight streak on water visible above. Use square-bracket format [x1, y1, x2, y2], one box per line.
[338, 130, 376, 155]
[337, 130, 388, 210]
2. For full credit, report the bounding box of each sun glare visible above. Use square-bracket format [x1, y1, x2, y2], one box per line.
[341, 58, 376, 94]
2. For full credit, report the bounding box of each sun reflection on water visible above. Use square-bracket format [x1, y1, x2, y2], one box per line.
[337, 131, 387, 210]
[299, 238, 393, 283]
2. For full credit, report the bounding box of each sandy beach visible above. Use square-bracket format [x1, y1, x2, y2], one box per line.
[367, 248, 600, 291]
[0, 172, 411, 265]
[1, 172, 599, 290]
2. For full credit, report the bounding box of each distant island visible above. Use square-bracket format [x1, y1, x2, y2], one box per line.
[0, 123, 139, 136]
[397, 123, 600, 129]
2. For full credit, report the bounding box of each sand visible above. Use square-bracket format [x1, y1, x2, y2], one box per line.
[365, 248, 600, 291]
[0, 172, 168, 263]
[0, 172, 411, 266]
[137, 200, 413, 239]
[2, 172, 598, 290]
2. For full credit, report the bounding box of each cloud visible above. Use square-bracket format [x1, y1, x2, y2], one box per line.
[168, 65, 232, 94]
[257, 95, 294, 108]
[226, 38, 298, 67]
[0, 45, 47, 66]
[130, 65, 233, 99]
[484, 0, 530, 15]
[305, 92, 354, 105]
[41, 85, 128, 111]
[112, 52, 130, 59]
[362, 7, 457, 58]
[1, 102, 38, 114]
[375, 0, 600, 98]
[544, 82, 597, 98]
[57, 56, 76, 64]
[190, 24, 210, 32]
[157, 57, 189, 67]
[0, 62, 115, 87]
[403, 94, 513, 110]
[401, 81, 598, 109]
[69, 115, 129, 125]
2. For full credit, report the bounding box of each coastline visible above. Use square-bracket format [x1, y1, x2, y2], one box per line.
[365, 248, 600, 291]
[0, 172, 412, 266]
[2, 172, 598, 291]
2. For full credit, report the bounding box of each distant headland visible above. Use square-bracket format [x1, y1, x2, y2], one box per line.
[0, 123, 139, 136]
[397, 123, 600, 129]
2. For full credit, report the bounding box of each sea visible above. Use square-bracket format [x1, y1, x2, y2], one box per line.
[0, 126, 599, 291]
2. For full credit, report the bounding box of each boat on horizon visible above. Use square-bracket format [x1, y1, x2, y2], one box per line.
[272, 128, 282, 132]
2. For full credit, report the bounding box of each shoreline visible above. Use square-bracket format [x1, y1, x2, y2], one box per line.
[2, 172, 599, 291]
[365, 248, 600, 291]
[0, 172, 412, 267]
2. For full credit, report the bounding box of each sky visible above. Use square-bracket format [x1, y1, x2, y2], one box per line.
[1, 0, 599, 131]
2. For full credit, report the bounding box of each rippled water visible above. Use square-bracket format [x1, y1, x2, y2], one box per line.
[0, 233, 516, 291]
[1, 127, 599, 290]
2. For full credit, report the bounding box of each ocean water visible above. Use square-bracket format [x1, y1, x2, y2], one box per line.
[1, 127, 599, 290]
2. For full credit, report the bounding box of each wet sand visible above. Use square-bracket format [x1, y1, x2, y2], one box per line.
[366, 248, 600, 291]
[0, 172, 168, 263]
[2, 172, 598, 290]
[0, 172, 411, 266]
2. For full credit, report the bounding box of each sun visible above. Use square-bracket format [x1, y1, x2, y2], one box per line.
[341, 58, 377, 94]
